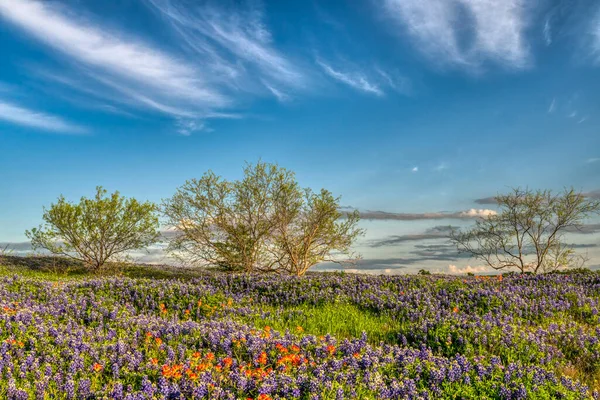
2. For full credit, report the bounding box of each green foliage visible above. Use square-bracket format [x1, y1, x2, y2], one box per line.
[418, 269, 431, 275]
[273, 186, 364, 276]
[163, 161, 363, 275]
[25, 186, 159, 272]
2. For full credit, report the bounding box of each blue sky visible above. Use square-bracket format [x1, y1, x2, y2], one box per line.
[0, 0, 599, 273]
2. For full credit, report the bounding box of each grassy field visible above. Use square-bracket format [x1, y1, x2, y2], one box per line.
[1, 256, 599, 399]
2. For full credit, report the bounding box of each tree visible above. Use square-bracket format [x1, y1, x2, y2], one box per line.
[162, 161, 363, 274]
[26, 187, 160, 271]
[450, 188, 600, 274]
[272, 187, 364, 276]
[163, 163, 294, 272]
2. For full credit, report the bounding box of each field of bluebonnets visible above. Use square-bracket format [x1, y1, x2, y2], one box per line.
[1, 260, 600, 399]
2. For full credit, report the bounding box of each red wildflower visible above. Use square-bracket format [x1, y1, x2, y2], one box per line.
[326, 345, 336, 355]
[257, 352, 268, 365]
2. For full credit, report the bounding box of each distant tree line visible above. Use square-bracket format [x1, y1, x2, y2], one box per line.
[26, 161, 363, 276]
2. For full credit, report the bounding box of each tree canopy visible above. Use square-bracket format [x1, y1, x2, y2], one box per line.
[26, 187, 160, 271]
[162, 161, 363, 275]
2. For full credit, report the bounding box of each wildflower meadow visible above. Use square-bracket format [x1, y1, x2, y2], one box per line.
[1, 265, 599, 399]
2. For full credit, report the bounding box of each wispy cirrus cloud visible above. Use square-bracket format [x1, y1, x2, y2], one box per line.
[315, 58, 411, 97]
[591, 8, 600, 64]
[146, 0, 307, 101]
[0, 100, 85, 134]
[317, 60, 384, 96]
[382, 0, 533, 71]
[0, 0, 414, 134]
[543, 17, 552, 46]
[0, 0, 225, 103]
[374, 67, 412, 95]
[434, 162, 448, 172]
[0, 0, 240, 134]
[548, 98, 556, 113]
[263, 83, 291, 102]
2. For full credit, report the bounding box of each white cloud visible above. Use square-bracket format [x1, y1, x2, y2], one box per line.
[457, 209, 497, 218]
[411, 166, 419, 172]
[146, 0, 306, 101]
[543, 17, 552, 46]
[0, 0, 245, 134]
[374, 67, 412, 95]
[382, 0, 532, 70]
[176, 119, 205, 136]
[0, 100, 85, 134]
[0, 0, 226, 107]
[592, 9, 600, 64]
[447, 264, 492, 274]
[548, 98, 556, 113]
[317, 60, 384, 96]
[587, 157, 600, 163]
[264, 83, 290, 102]
[434, 162, 448, 171]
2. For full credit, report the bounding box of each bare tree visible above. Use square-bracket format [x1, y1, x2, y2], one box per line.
[450, 188, 600, 274]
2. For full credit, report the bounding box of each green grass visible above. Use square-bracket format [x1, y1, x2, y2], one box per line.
[0, 255, 212, 281]
[240, 302, 402, 344]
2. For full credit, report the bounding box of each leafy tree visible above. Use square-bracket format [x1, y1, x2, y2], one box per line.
[26, 187, 160, 271]
[162, 161, 363, 274]
[162, 162, 295, 272]
[272, 187, 363, 276]
[450, 188, 600, 274]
